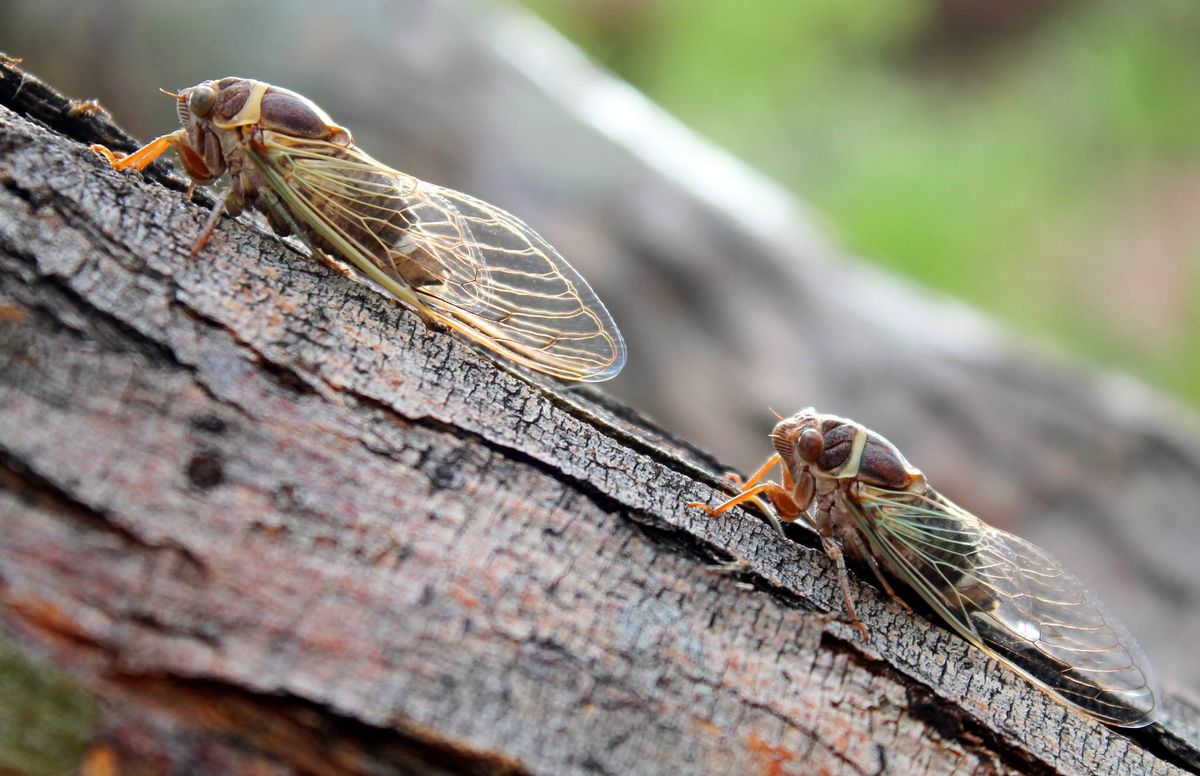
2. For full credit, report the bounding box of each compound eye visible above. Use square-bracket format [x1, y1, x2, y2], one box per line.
[797, 428, 824, 463]
[187, 85, 217, 118]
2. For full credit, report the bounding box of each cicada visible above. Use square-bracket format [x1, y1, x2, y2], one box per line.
[90, 78, 626, 382]
[690, 408, 1161, 727]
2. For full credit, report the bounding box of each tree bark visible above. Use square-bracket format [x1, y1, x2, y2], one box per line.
[0, 58, 1197, 776]
[5, 0, 1200, 707]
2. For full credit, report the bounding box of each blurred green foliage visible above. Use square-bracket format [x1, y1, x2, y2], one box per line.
[0, 637, 97, 774]
[523, 0, 1200, 404]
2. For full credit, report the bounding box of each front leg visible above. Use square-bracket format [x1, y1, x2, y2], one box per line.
[688, 481, 800, 520]
[92, 129, 220, 184]
[687, 453, 803, 538]
[91, 131, 184, 172]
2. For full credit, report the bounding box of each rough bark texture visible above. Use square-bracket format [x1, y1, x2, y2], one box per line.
[1, 57, 1199, 776]
[5, 0, 1200, 704]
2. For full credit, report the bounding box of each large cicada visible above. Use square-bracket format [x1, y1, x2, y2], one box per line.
[90, 78, 626, 382]
[690, 408, 1161, 727]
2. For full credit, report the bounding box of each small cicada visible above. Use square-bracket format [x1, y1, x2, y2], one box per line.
[690, 408, 1161, 727]
[90, 78, 626, 382]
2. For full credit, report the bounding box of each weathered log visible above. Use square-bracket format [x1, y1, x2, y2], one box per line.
[1, 54, 1198, 776]
[4, 0, 1200, 704]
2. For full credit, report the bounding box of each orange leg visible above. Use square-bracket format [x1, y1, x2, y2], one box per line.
[93, 128, 218, 183]
[93, 131, 236, 258]
[90, 130, 185, 172]
[687, 483, 785, 538]
[723, 453, 781, 490]
[720, 454, 788, 530]
[688, 452, 810, 537]
[720, 453, 799, 514]
[688, 482, 796, 518]
[688, 482, 806, 540]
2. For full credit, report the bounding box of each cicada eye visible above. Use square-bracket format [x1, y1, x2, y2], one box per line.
[187, 85, 217, 118]
[797, 428, 824, 463]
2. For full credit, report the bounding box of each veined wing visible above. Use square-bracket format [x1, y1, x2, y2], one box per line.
[848, 486, 1160, 727]
[249, 134, 626, 381]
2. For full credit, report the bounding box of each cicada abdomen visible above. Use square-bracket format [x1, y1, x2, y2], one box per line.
[855, 485, 1159, 726]
[691, 408, 1161, 727]
[91, 78, 626, 382]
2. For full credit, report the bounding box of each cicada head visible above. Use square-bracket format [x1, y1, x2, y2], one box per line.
[170, 78, 353, 184]
[772, 408, 926, 492]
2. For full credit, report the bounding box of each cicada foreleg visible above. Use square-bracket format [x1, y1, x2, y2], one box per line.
[91, 129, 214, 181]
[92, 129, 235, 256]
[687, 482, 796, 518]
[688, 453, 803, 537]
[716, 465, 786, 530]
[90, 132, 180, 172]
[722, 452, 784, 491]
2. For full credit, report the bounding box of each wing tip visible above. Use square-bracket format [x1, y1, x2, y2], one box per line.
[578, 340, 627, 383]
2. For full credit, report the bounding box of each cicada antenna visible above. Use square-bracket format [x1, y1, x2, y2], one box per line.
[768, 407, 784, 421]
[158, 88, 180, 99]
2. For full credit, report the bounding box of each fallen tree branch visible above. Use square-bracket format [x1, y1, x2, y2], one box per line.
[1, 57, 1198, 776]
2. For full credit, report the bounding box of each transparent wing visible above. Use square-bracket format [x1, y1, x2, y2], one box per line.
[249, 134, 626, 381]
[849, 486, 1160, 727]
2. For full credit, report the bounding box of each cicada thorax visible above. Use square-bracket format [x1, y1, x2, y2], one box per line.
[811, 420, 921, 490]
[786, 414, 997, 609]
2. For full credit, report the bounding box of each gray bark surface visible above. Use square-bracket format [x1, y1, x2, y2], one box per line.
[2, 0, 1200, 703]
[1, 58, 1199, 775]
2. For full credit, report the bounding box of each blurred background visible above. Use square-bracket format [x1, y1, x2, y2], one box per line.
[2, 0, 1198, 700]
[527, 0, 1200, 412]
[12, 0, 1200, 409]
